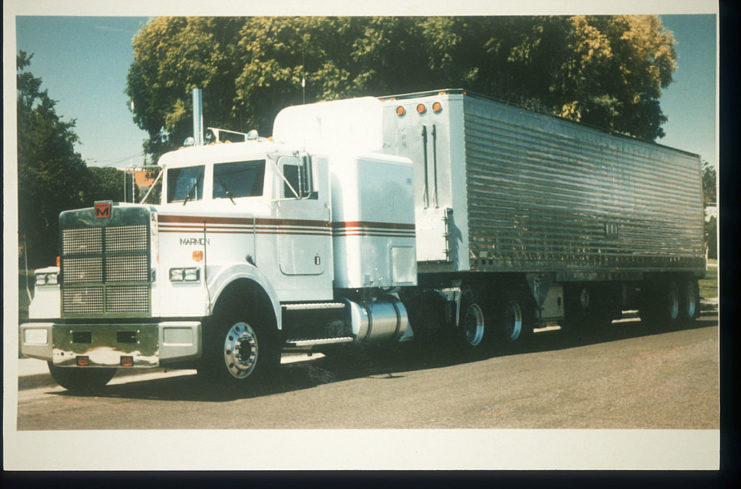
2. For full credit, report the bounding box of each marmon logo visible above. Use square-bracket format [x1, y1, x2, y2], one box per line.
[94, 201, 111, 219]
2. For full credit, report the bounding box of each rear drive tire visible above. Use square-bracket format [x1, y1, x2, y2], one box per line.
[494, 292, 533, 348]
[459, 290, 487, 348]
[47, 362, 116, 393]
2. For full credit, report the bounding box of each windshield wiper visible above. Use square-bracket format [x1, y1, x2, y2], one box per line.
[182, 175, 202, 206]
[217, 177, 236, 205]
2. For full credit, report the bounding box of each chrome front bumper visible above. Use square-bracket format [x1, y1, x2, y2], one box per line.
[20, 321, 201, 367]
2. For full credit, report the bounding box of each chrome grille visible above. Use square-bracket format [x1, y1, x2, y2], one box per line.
[105, 225, 148, 252]
[105, 255, 148, 282]
[62, 257, 103, 283]
[63, 228, 102, 254]
[61, 209, 151, 317]
[62, 286, 104, 314]
[105, 286, 149, 313]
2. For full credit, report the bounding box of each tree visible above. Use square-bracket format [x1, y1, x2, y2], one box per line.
[17, 51, 90, 268]
[127, 16, 677, 160]
[701, 161, 717, 259]
[86, 166, 125, 204]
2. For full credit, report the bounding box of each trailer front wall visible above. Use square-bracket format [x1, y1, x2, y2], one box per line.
[462, 96, 705, 274]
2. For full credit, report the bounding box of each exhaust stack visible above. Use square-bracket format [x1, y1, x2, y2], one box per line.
[192, 88, 203, 146]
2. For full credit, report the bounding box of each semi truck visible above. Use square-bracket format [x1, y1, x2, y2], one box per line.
[20, 89, 706, 392]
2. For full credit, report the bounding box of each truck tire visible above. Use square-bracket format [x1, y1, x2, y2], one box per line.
[564, 285, 614, 340]
[640, 280, 681, 330]
[459, 290, 488, 348]
[679, 279, 700, 324]
[198, 309, 281, 387]
[563, 285, 590, 338]
[493, 292, 533, 348]
[47, 362, 116, 393]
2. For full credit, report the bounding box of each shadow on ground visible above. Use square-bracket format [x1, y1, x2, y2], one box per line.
[49, 314, 718, 404]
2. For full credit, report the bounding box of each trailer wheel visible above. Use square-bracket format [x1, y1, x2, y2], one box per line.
[198, 308, 280, 386]
[460, 291, 487, 348]
[47, 362, 116, 393]
[679, 279, 700, 323]
[640, 280, 681, 330]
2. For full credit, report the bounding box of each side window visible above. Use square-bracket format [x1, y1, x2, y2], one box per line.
[283, 164, 301, 198]
[283, 161, 316, 199]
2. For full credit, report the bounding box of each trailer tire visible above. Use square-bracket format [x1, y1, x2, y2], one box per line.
[640, 280, 681, 330]
[198, 307, 280, 387]
[47, 362, 116, 393]
[459, 291, 488, 348]
[564, 285, 614, 340]
[679, 279, 700, 324]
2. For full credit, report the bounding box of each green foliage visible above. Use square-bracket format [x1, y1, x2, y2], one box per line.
[701, 161, 717, 259]
[86, 166, 125, 203]
[702, 161, 716, 205]
[127, 16, 677, 160]
[17, 51, 90, 268]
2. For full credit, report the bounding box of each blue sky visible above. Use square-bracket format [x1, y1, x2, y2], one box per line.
[15, 14, 717, 168]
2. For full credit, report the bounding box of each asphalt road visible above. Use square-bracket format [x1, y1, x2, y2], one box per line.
[16, 314, 718, 431]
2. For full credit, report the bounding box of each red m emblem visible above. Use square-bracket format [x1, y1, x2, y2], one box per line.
[94, 202, 111, 218]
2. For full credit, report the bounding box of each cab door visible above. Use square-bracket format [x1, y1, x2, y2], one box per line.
[274, 155, 331, 278]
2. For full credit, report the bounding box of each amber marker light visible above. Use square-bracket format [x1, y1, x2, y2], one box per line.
[121, 356, 134, 367]
[192, 250, 204, 262]
[417, 103, 426, 114]
[56, 256, 60, 267]
[396, 106, 406, 116]
[432, 102, 442, 113]
[77, 356, 90, 366]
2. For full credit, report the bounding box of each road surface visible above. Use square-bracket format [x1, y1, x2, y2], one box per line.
[16, 314, 719, 430]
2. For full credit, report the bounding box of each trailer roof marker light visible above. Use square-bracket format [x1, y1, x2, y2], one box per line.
[417, 104, 426, 114]
[432, 102, 442, 113]
[192, 250, 204, 262]
[396, 106, 406, 116]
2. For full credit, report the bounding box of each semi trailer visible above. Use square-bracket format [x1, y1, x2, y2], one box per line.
[20, 89, 705, 391]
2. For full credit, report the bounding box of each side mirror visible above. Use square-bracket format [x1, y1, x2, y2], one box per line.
[301, 155, 315, 198]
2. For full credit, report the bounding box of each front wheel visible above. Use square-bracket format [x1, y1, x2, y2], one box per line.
[47, 362, 116, 393]
[198, 315, 280, 386]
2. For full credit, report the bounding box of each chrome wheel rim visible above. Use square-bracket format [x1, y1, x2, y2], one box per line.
[504, 300, 523, 341]
[463, 303, 485, 347]
[223, 321, 259, 379]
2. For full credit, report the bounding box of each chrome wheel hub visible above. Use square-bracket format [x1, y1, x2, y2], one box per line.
[463, 303, 485, 347]
[504, 300, 523, 341]
[223, 321, 259, 379]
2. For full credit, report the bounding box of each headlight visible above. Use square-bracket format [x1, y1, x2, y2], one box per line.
[35, 273, 59, 286]
[169, 267, 200, 282]
[169, 268, 185, 281]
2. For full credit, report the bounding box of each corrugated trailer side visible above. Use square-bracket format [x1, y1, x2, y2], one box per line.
[462, 94, 706, 276]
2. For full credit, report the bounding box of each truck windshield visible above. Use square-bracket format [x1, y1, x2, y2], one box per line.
[214, 160, 265, 199]
[167, 166, 205, 203]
